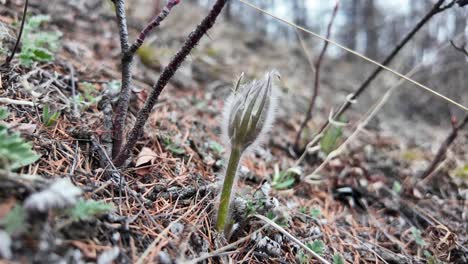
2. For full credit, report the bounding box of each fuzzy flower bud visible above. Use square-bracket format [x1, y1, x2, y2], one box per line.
[216, 71, 279, 234]
[223, 71, 279, 151]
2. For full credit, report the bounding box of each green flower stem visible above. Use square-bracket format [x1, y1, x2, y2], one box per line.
[216, 147, 242, 232]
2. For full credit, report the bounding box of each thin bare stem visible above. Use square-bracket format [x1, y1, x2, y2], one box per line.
[111, 0, 180, 158]
[4, 0, 29, 66]
[420, 114, 468, 180]
[450, 40, 468, 56]
[293, 1, 339, 150]
[421, 42, 468, 180]
[128, 0, 180, 55]
[113, 0, 228, 166]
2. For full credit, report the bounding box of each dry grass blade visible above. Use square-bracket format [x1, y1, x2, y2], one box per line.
[253, 214, 331, 264]
[237, 0, 468, 112]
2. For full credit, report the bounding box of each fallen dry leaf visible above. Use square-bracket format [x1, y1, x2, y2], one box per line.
[135, 147, 158, 176]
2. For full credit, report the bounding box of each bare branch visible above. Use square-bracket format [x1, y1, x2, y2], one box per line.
[3, 0, 29, 66]
[113, 0, 228, 167]
[421, 114, 468, 180]
[450, 40, 468, 57]
[128, 0, 181, 55]
[111, 0, 132, 157]
[305, 0, 459, 155]
[293, 1, 339, 150]
[111, 0, 180, 158]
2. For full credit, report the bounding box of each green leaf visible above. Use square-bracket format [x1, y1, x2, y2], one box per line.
[209, 141, 225, 154]
[392, 181, 402, 194]
[310, 208, 321, 219]
[1, 204, 26, 235]
[411, 227, 426, 247]
[320, 124, 343, 154]
[452, 165, 468, 179]
[306, 240, 326, 256]
[333, 253, 345, 264]
[25, 15, 51, 30]
[18, 14, 61, 66]
[0, 124, 40, 170]
[273, 177, 295, 189]
[297, 251, 308, 264]
[167, 144, 185, 155]
[31, 47, 54, 61]
[0, 108, 8, 120]
[69, 200, 114, 221]
[42, 104, 60, 127]
[272, 167, 300, 190]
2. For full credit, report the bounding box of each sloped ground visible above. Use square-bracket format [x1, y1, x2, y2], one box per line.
[0, 1, 467, 263]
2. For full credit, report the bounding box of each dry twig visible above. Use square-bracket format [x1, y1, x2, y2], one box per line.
[3, 0, 28, 66]
[294, 1, 339, 151]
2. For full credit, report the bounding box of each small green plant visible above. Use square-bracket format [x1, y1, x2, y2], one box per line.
[411, 227, 426, 247]
[297, 250, 308, 264]
[216, 72, 278, 234]
[310, 207, 321, 218]
[19, 15, 61, 66]
[73, 82, 102, 110]
[306, 239, 326, 256]
[0, 107, 7, 120]
[0, 108, 40, 170]
[271, 165, 300, 190]
[299, 206, 308, 214]
[332, 253, 345, 264]
[392, 181, 402, 194]
[42, 104, 60, 127]
[162, 136, 185, 155]
[451, 165, 468, 179]
[424, 250, 442, 264]
[209, 141, 225, 154]
[69, 200, 114, 221]
[0, 204, 26, 235]
[320, 123, 343, 154]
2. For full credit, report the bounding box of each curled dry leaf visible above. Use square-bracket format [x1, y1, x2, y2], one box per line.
[135, 147, 158, 176]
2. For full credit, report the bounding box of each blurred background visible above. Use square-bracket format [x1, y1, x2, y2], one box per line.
[39, 0, 468, 144]
[188, 0, 468, 137]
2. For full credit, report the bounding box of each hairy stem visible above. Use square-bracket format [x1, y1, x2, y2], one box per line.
[111, 0, 180, 158]
[113, 0, 228, 166]
[111, 0, 131, 158]
[216, 147, 241, 232]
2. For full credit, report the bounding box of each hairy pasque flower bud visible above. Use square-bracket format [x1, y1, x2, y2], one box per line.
[216, 71, 279, 234]
[223, 71, 279, 151]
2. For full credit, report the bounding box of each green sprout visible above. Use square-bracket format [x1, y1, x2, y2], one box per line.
[271, 166, 301, 190]
[216, 71, 278, 234]
[42, 104, 60, 127]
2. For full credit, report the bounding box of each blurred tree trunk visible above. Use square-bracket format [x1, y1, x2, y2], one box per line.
[292, 0, 307, 27]
[363, 0, 378, 59]
[224, 1, 232, 20]
[348, 0, 359, 51]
